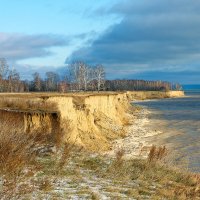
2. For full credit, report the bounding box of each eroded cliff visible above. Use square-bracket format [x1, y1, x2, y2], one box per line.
[0, 90, 184, 151]
[47, 93, 130, 151]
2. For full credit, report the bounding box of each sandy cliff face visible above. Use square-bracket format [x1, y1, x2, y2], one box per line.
[47, 93, 130, 151]
[24, 112, 59, 135]
[0, 109, 59, 139]
[165, 91, 185, 97]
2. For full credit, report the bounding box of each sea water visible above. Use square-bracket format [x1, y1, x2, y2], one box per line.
[134, 90, 200, 172]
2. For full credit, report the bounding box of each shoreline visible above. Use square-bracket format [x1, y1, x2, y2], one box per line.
[128, 95, 200, 173]
[105, 106, 163, 159]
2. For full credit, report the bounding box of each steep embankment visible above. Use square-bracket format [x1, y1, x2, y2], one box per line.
[0, 91, 184, 152]
[47, 93, 130, 151]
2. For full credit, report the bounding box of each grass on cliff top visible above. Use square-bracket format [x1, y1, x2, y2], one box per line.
[0, 91, 123, 112]
[0, 91, 125, 98]
[0, 97, 58, 112]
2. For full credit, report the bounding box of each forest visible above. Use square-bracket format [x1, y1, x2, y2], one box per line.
[0, 59, 182, 92]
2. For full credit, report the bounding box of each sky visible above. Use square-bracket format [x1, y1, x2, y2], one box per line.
[0, 0, 199, 84]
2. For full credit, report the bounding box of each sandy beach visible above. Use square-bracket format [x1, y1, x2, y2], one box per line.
[106, 106, 163, 159]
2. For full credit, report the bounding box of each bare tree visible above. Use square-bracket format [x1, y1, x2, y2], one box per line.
[68, 61, 92, 91]
[0, 58, 9, 92]
[0, 58, 9, 80]
[79, 62, 91, 91]
[8, 69, 20, 92]
[32, 72, 42, 91]
[58, 81, 68, 93]
[45, 72, 59, 91]
[94, 65, 105, 91]
[67, 62, 81, 91]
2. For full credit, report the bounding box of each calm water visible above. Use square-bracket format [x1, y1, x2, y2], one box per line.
[134, 90, 200, 172]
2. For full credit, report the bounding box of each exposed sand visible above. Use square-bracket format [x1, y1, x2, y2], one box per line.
[105, 107, 163, 159]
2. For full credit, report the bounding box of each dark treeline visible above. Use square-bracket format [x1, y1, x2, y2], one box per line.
[105, 80, 182, 91]
[0, 59, 182, 92]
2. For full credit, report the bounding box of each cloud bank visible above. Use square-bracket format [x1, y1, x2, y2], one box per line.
[67, 0, 200, 81]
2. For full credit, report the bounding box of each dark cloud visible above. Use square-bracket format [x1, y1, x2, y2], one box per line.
[111, 0, 200, 15]
[118, 70, 200, 85]
[0, 33, 69, 61]
[67, 0, 200, 82]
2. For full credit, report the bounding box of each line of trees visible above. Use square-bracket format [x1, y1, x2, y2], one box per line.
[105, 80, 182, 91]
[28, 61, 106, 92]
[29, 71, 60, 92]
[0, 59, 182, 93]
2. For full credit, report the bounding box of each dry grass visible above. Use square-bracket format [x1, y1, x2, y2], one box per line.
[0, 114, 57, 178]
[114, 149, 125, 166]
[35, 119, 74, 176]
[0, 96, 76, 198]
[147, 145, 167, 164]
[78, 152, 200, 199]
[57, 144, 72, 169]
[0, 91, 125, 98]
[0, 113, 74, 198]
[38, 178, 53, 191]
[0, 129, 199, 200]
[0, 110, 24, 133]
[0, 109, 72, 173]
[0, 97, 58, 112]
[0, 131, 36, 177]
[77, 144, 200, 199]
[0, 113, 36, 178]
